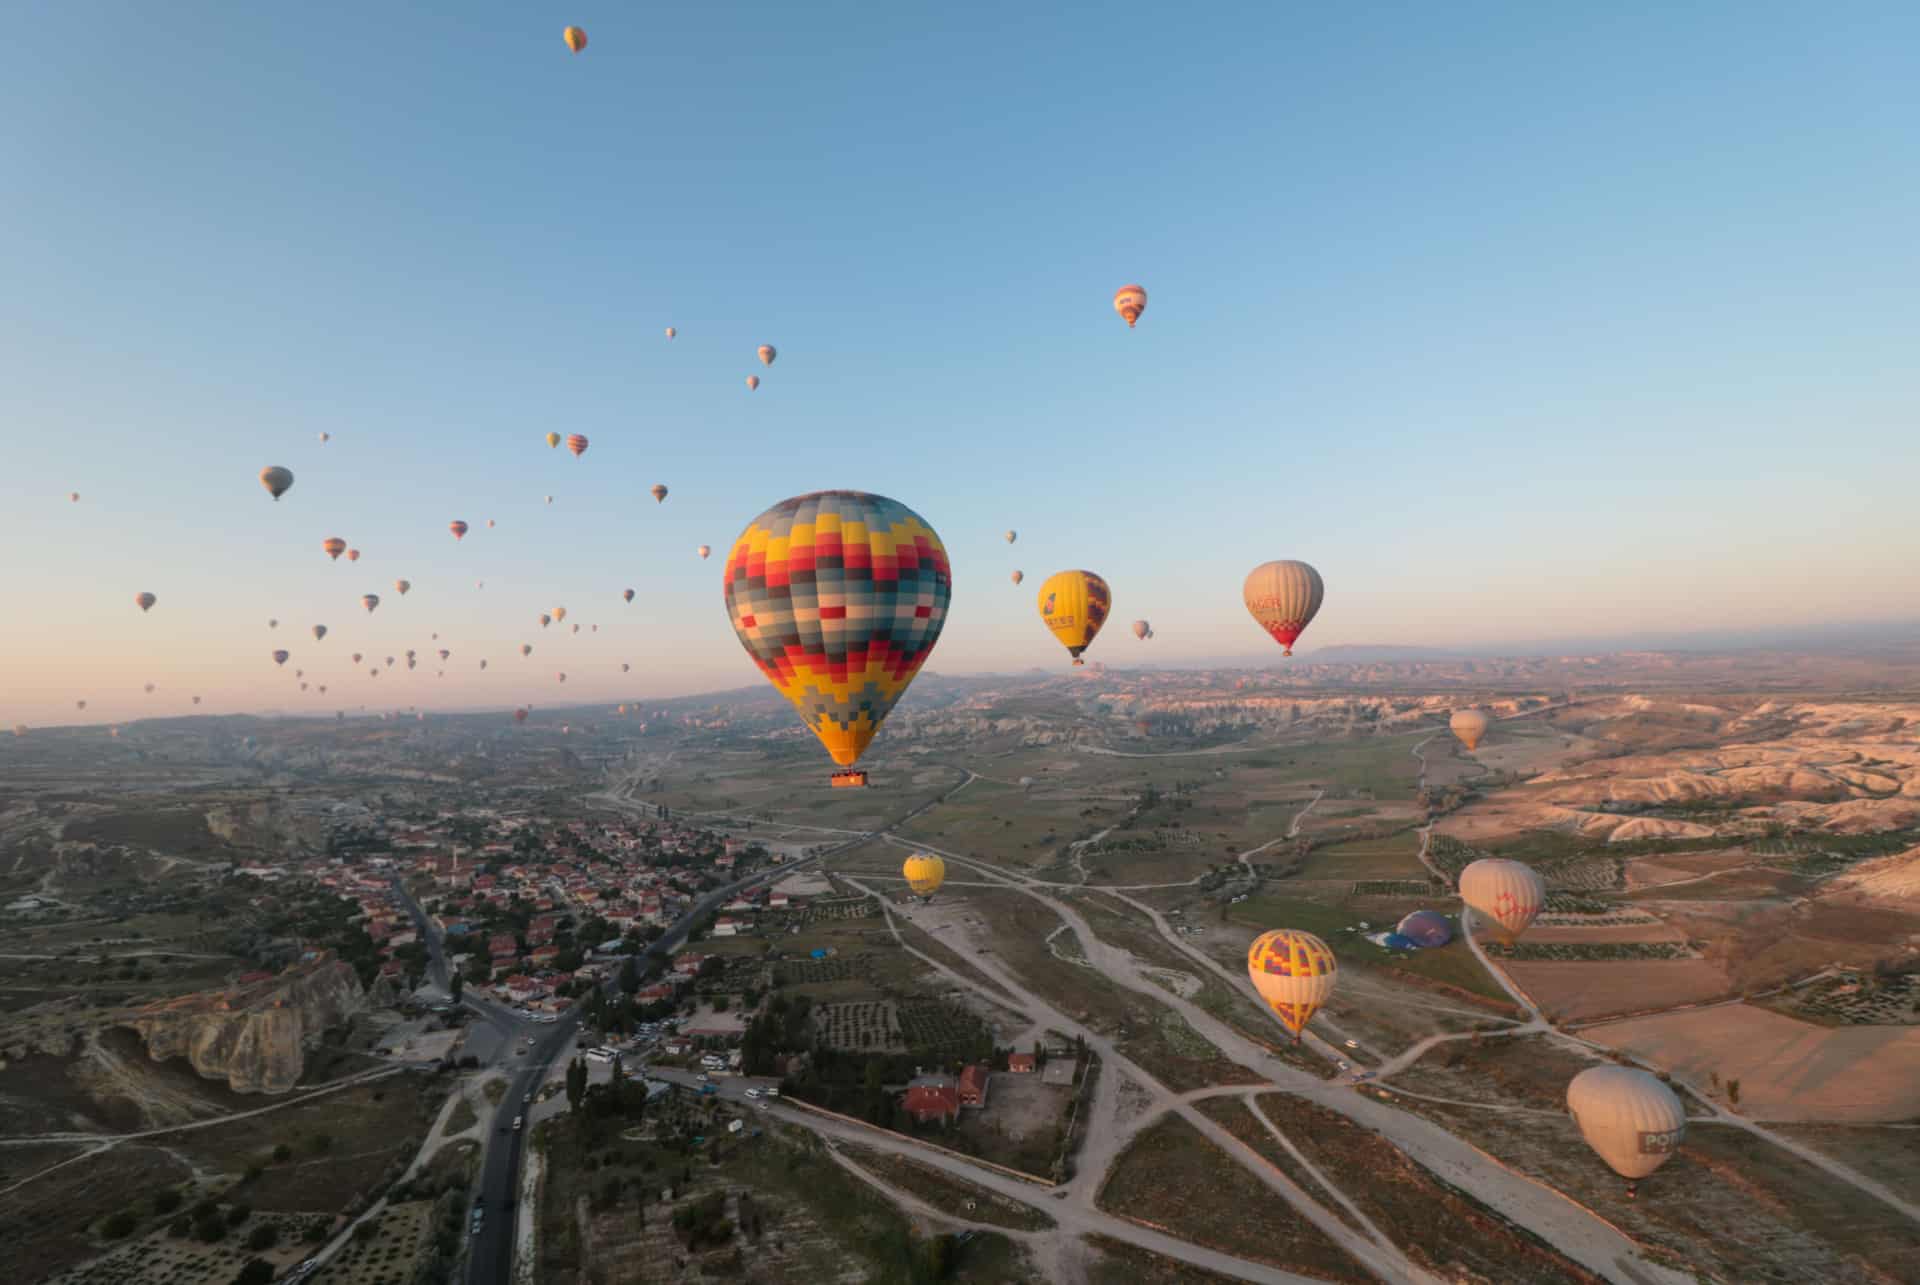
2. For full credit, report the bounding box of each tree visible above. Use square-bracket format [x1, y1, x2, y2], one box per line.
[101, 1209, 138, 1238]
[246, 1221, 279, 1251]
[449, 972, 464, 1002]
[567, 1057, 588, 1114]
[619, 955, 641, 994]
[152, 1187, 184, 1216]
[232, 1260, 274, 1285]
[1727, 1078, 1742, 1106]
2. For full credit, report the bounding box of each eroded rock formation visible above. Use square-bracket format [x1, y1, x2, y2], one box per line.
[124, 955, 364, 1094]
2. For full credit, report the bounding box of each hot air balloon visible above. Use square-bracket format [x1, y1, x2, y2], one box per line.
[110, 727, 121, 738]
[323, 538, 346, 561]
[319, 685, 327, 693]
[318, 432, 331, 444]
[545, 432, 561, 449]
[1011, 570, 1024, 585]
[1132, 620, 1151, 641]
[1243, 560, 1324, 657]
[76, 700, 86, 711]
[145, 682, 156, 694]
[623, 588, 635, 604]
[69, 492, 79, 503]
[1450, 709, 1489, 752]
[745, 375, 760, 391]
[312, 625, 328, 641]
[514, 708, 529, 724]
[487, 519, 495, 528]
[590, 624, 598, 633]
[697, 545, 711, 560]
[566, 433, 589, 458]
[621, 663, 630, 673]
[135, 592, 157, 613]
[539, 613, 552, 629]
[300, 682, 308, 691]
[352, 652, 363, 664]
[438, 649, 450, 662]
[1037, 571, 1111, 665]
[407, 658, 417, 670]
[13, 724, 25, 738]
[757, 345, 777, 367]
[1566, 1067, 1686, 1197]
[362, 594, 380, 614]
[346, 548, 361, 563]
[553, 607, 567, 623]
[1396, 910, 1453, 948]
[479, 659, 488, 670]
[520, 644, 532, 657]
[395, 579, 411, 596]
[571, 624, 580, 635]
[268, 619, 279, 629]
[449, 520, 468, 541]
[1459, 859, 1545, 942]
[557, 672, 567, 683]
[259, 466, 294, 501]
[665, 327, 677, 340]
[650, 484, 668, 503]
[1005, 530, 1017, 544]
[725, 490, 950, 787]
[563, 25, 587, 52]
[1246, 929, 1338, 1042]
[405, 649, 415, 660]
[902, 854, 945, 899]
[545, 495, 554, 505]
[1113, 284, 1148, 328]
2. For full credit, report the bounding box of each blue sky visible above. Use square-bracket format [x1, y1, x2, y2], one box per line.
[4, 2, 1918, 723]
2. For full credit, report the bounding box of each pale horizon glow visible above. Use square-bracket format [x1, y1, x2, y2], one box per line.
[5, 4, 1919, 727]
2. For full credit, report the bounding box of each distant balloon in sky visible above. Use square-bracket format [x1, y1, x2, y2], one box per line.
[563, 25, 587, 53]
[268, 618, 278, 629]
[621, 662, 630, 673]
[479, 659, 487, 670]
[1567, 1067, 1686, 1192]
[352, 652, 363, 664]
[323, 537, 346, 561]
[557, 672, 567, 683]
[145, 682, 156, 694]
[520, 644, 533, 657]
[697, 545, 711, 560]
[1459, 859, 1545, 942]
[318, 432, 331, 444]
[438, 649, 450, 662]
[362, 594, 380, 614]
[545, 432, 561, 450]
[745, 375, 760, 391]
[1243, 560, 1324, 657]
[1005, 530, 1017, 544]
[553, 607, 566, 622]
[514, 708, 529, 724]
[725, 490, 950, 785]
[13, 724, 25, 738]
[1113, 284, 1148, 328]
[623, 588, 635, 603]
[272, 650, 289, 666]
[1037, 570, 1111, 665]
[650, 484, 668, 503]
[1010, 570, 1023, 585]
[566, 433, 589, 458]
[346, 548, 360, 563]
[449, 520, 468, 541]
[757, 345, 777, 367]
[545, 495, 554, 504]
[135, 592, 157, 613]
[1132, 620, 1151, 641]
[260, 466, 294, 501]
[571, 623, 580, 635]
[1247, 929, 1337, 1041]
[312, 625, 328, 641]
[487, 519, 495, 528]
[69, 492, 80, 503]
[76, 700, 86, 710]
[1450, 709, 1489, 752]
[664, 327, 677, 340]
[394, 579, 411, 595]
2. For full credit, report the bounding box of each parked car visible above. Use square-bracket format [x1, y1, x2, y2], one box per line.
[512, 1116, 524, 1131]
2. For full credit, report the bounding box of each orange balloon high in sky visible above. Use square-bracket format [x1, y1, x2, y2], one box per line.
[562, 26, 587, 54]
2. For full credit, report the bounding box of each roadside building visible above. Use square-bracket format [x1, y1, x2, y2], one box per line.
[959, 1063, 991, 1109]
[901, 1074, 961, 1126]
[1008, 1052, 1037, 1075]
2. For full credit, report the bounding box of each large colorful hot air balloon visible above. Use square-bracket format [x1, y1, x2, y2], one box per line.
[323, 537, 346, 561]
[1450, 709, 1489, 752]
[757, 345, 777, 367]
[312, 625, 328, 641]
[259, 466, 294, 501]
[1037, 571, 1110, 665]
[1010, 570, 1024, 585]
[1566, 1067, 1686, 1196]
[545, 432, 561, 449]
[1131, 620, 1151, 641]
[724, 491, 950, 786]
[566, 433, 589, 458]
[449, 521, 468, 541]
[1247, 929, 1337, 1041]
[902, 854, 946, 898]
[361, 594, 380, 614]
[135, 592, 157, 613]
[697, 545, 711, 560]
[650, 484, 668, 503]
[563, 25, 587, 52]
[272, 650, 290, 666]
[1459, 859, 1545, 942]
[1243, 560, 1324, 656]
[1113, 284, 1148, 328]
[745, 375, 760, 391]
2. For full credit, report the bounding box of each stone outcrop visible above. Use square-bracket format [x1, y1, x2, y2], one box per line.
[124, 955, 365, 1094]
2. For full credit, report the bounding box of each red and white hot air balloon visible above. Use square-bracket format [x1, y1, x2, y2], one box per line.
[566, 433, 588, 458]
[449, 520, 469, 541]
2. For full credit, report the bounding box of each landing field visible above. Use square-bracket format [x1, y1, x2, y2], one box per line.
[1582, 1003, 1920, 1122]
[1504, 959, 1731, 1023]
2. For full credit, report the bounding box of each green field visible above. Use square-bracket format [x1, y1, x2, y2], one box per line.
[1296, 831, 1425, 880]
[1228, 894, 1512, 1006]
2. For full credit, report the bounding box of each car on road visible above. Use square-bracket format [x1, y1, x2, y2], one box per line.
[512, 1116, 524, 1131]
[763, 1086, 779, 1098]
[745, 1087, 762, 1100]
[1336, 1059, 1351, 1071]
[524, 1092, 535, 1104]
[1344, 1039, 1360, 1049]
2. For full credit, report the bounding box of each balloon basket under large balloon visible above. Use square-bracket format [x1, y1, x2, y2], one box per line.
[830, 770, 869, 789]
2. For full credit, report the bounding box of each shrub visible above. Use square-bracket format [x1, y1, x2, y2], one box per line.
[246, 1221, 279, 1251]
[169, 1215, 192, 1238]
[232, 1258, 274, 1285]
[194, 1214, 227, 1243]
[152, 1187, 184, 1216]
[272, 1143, 292, 1163]
[101, 1209, 139, 1238]
[228, 1203, 252, 1227]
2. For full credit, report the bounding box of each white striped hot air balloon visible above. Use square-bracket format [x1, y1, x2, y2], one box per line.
[1459, 859, 1545, 942]
[1243, 560, 1324, 656]
[1567, 1066, 1686, 1195]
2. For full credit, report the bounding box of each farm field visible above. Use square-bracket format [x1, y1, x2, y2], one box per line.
[834, 1145, 1055, 1231]
[1295, 832, 1425, 881]
[1504, 958, 1731, 1023]
[0, 1142, 194, 1283]
[1582, 1003, 1920, 1122]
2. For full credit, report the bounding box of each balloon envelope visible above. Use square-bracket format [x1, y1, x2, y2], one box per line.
[323, 538, 346, 561]
[1567, 1066, 1686, 1182]
[566, 433, 588, 457]
[1451, 709, 1489, 751]
[745, 375, 760, 391]
[1113, 284, 1148, 327]
[697, 545, 711, 559]
[1131, 619, 1150, 640]
[1243, 560, 1324, 656]
[259, 466, 294, 500]
[903, 854, 946, 897]
[623, 588, 635, 603]
[1246, 929, 1337, 1039]
[449, 521, 468, 540]
[1459, 859, 1545, 941]
[1010, 570, 1023, 585]
[757, 345, 777, 367]
[1037, 570, 1111, 664]
[1396, 910, 1453, 948]
[545, 432, 561, 449]
[724, 490, 950, 775]
[651, 484, 668, 503]
[563, 26, 587, 53]
[135, 592, 156, 612]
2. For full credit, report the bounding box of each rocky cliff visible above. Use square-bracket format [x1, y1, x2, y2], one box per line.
[125, 956, 365, 1094]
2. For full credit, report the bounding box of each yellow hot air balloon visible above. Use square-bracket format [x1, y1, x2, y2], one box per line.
[259, 466, 294, 501]
[545, 432, 561, 449]
[553, 606, 567, 622]
[1243, 560, 1324, 656]
[902, 853, 946, 899]
[1246, 929, 1338, 1041]
[725, 491, 951, 786]
[1450, 709, 1489, 752]
[1459, 859, 1545, 942]
[563, 26, 587, 53]
[1037, 570, 1111, 665]
[1113, 284, 1148, 328]
[1566, 1066, 1687, 1195]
